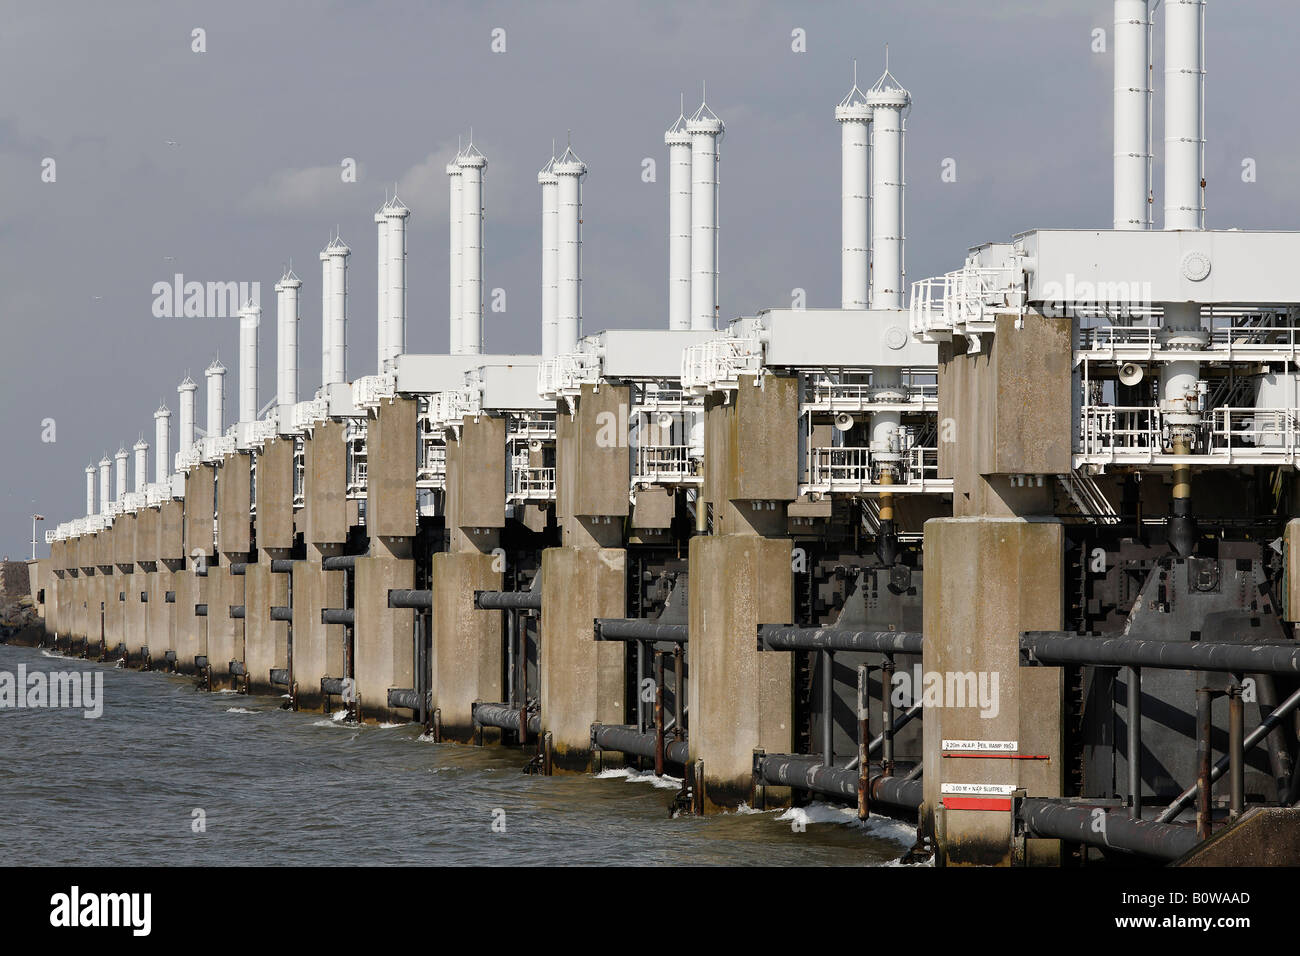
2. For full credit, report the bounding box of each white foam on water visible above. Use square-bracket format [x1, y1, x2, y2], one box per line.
[39, 649, 65, 659]
[224, 707, 257, 715]
[594, 767, 683, 791]
[775, 801, 917, 847]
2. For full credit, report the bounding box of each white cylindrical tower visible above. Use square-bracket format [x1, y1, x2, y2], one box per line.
[177, 377, 197, 457]
[320, 245, 332, 387]
[205, 358, 226, 438]
[867, 73, 909, 310]
[554, 145, 587, 354]
[114, 446, 128, 501]
[276, 271, 301, 407]
[375, 204, 389, 371]
[447, 158, 464, 355]
[458, 148, 486, 356]
[98, 457, 111, 514]
[836, 73, 872, 310]
[665, 114, 693, 330]
[538, 157, 559, 355]
[154, 405, 171, 485]
[1114, 0, 1151, 230]
[1164, 0, 1204, 230]
[687, 101, 724, 331]
[328, 237, 350, 384]
[133, 438, 148, 493]
[385, 198, 411, 368]
[85, 464, 96, 517]
[238, 300, 260, 424]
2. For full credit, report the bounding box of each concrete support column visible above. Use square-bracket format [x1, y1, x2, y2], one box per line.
[688, 534, 794, 808]
[354, 539, 414, 723]
[539, 543, 627, 769]
[244, 555, 288, 695]
[205, 564, 245, 688]
[172, 567, 207, 674]
[293, 542, 344, 711]
[922, 517, 1065, 866]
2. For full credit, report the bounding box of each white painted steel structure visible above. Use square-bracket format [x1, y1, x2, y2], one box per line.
[457, 147, 486, 356]
[98, 457, 111, 515]
[133, 439, 148, 493]
[665, 109, 693, 331]
[447, 157, 463, 355]
[205, 359, 226, 439]
[1113, 0, 1151, 230]
[374, 203, 389, 371]
[385, 199, 410, 370]
[538, 156, 559, 356]
[867, 69, 908, 311]
[154, 405, 171, 484]
[836, 69, 872, 311]
[1163, 0, 1205, 231]
[114, 446, 127, 502]
[327, 236, 349, 385]
[687, 98, 723, 331]
[238, 300, 260, 424]
[275, 272, 301, 412]
[554, 144, 586, 355]
[85, 465, 95, 517]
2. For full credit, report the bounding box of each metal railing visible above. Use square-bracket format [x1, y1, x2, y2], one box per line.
[681, 336, 763, 394]
[634, 444, 700, 485]
[509, 466, 555, 501]
[1077, 403, 1300, 463]
[804, 443, 940, 493]
[910, 266, 1024, 340]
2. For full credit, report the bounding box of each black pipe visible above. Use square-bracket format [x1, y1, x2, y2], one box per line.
[321, 677, 347, 696]
[1019, 799, 1199, 861]
[163, 650, 177, 664]
[229, 562, 247, 576]
[322, 555, 359, 571]
[270, 668, 291, 687]
[1022, 631, 1300, 674]
[753, 753, 923, 810]
[194, 604, 208, 617]
[165, 591, 175, 603]
[591, 723, 689, 766]
[229, 605, 246, 620]
[270, 559, 295, 573]
[194, 655, 209, 669]
[388, 688, 421, 710]
[270, 606, 293, 622]
[475, 590, 542, 610]
[758, 625, 924, 654]
[322, 608, 355, 625]
[139, 591, 148, 603]
[387, 589, 433, 609]
[473, 702, 541, 735]
[229, 660, 247, 677]
[594, 619, 689, 643]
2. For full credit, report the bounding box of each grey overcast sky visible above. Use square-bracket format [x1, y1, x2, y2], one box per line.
[3, 0, 1298, 556]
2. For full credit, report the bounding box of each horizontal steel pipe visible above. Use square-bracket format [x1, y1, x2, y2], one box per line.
[322, 555, 359, 571]
[269, 559, 295, 573]
[164, 591, 175, 603]
[591, 723, 689, 765]
[163, 650, 177, 664]
[270, 668, 291, 687]
[194, 604, 208, 617]
[387, 589, 433, 609]
[472, 702, 541, 735]
[594, 619, 689, 644]
[269, 606, 293, 622]
[757, 625, 924, 654]
[1022, 631, 1300, 675]
[228, 660, 247, 677]
[194, 655, 209, 669]
[228, 562, 247, 576]
[229, 605, 246, 620]
[321, 677, 347, 696]
[1019, 799, 1199, 861]
[387, 688, 421, 710]
[754, 753, 923, 809]
[474, 590, 542, 611]
[321, 608, 355, 625]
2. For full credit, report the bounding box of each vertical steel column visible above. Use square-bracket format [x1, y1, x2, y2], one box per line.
[856, 663, 870, 820]
[822, 650, 834, 767]
[1196, 686, 1213, 840]
[1229, 684, 1244, 822]
[1128, 665, 1142, 819]
[654, 651, 665, 777]
[882, 655, 896, 777]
